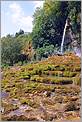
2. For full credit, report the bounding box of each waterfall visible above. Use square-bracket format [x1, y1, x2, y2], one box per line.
[60, 17, 81, 57]
[61, 19, 68, 54]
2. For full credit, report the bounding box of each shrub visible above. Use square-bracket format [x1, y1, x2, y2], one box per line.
[1, 35, 22, 66]
[36, 45, 55, 60]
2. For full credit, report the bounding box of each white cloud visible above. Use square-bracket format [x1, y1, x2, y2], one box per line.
[9, 2, 33, 32]
[9, 2, 22, 14]
[4, 1, 44, 35]
[19, 16, 33, 32]
[33, 1, 44, 10]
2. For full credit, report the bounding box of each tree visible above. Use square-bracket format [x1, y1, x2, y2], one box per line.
[15, 29, 24, 37]
[32, 0, 69, 49]
[68, 1, 81, 47]
[36, 44, 55, 60]
[1, 35, 22, 66]
[32, 0, 81, 51]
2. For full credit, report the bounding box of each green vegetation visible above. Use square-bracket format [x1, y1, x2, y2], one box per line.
[32, 1, 81, 49]
[2, 53, 81, 89]
[1, 53, 81, 120]
[1, 35, 22, 66]
[1, 1, 81, 121]
[1, 1, 81, 66]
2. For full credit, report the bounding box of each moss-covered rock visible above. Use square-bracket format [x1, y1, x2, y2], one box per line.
[1, 53, 81, 121]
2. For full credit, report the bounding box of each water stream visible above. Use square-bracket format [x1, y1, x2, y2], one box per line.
[60, 18, 81, 57]
[61, 19, 68, 54]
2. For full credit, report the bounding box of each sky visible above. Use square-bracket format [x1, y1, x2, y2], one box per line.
[1, 1, 44, 37]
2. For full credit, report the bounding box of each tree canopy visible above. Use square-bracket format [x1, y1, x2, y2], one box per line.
[1, 1, 81, 66]
[32, 0, 81, 49]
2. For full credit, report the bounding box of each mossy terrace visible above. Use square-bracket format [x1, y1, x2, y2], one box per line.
[1, 53, 81, 121]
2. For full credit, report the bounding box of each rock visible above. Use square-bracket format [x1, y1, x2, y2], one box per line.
[63, 111, 80, 120]
[51, 92, 55, 97]
[10, 99, 21, 106]
[70, 96, 79, 101]
[64, 101, 78, 111]
[43, 91, 51, 97]
[1, 91, 9, 99]
[54, 96, 63, 103]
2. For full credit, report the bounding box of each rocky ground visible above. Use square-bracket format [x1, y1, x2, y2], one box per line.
[1, 53, 81, 121]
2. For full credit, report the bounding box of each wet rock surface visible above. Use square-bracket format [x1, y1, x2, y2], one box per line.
[1, 84, 81, 121]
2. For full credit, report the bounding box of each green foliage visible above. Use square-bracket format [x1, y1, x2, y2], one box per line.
[20, 98, 32, 106]
[32, 1, 69, 49]
[15, 29, 24, 37]
[36, 44, 54, 60]
[16, 32, 32, 50]
[1, 35, 22, 66]
[63, 71, 77, 77]
[1, 1, 81, 66]
[68, 1, 81, 46]
[32, 0, 81, 52]
[74, 66, 81, 72]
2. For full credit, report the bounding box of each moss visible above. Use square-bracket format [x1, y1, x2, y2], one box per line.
[47, 65, 54, 71]
[74, 66, 81, 72]
[30, 75, 42, 82]
[63, 71, 77, 77]
[30, 75, 73, 85]
[21, 75, 30, 79]
[9, 87, 18, 97]
[43, 71, 63, 76]
[2, 103, 19, 114]
[20, 98, 31, 105]
[54, 65, 65, 71]
[51, 71, 63, 77]
[43, 71, 49, 75]
[19, 72, 30, 79]
[1, 53, 81, 121]
[20, 98, 39, 108]
[35, 69, 42, 75]
[73, 77, 81, 85]
[59, 66, 65, 71]
[30, 75, 39, 82]
[2, 115, 28, 121]
[2, 79, 9, 84]
[43, 66, 49, 71]
[51, 77, 73, 85]
[28, 70, 37, 75]
[23, 82, 55, 93]
[23, 82, 39, 93]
